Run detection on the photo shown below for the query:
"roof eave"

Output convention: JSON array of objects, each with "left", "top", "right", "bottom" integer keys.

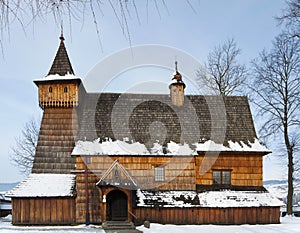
[
  {"left": 33, "top": 77, "right": 82, "bottom": 86},
  {"left": 196, "top": 150, "right": 272, "bottom": 156}
]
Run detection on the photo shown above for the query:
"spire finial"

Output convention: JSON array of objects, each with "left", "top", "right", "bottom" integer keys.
[
  {"left": 60, "top": 21, "right": 64, "bottom": 41},
  {"left": 175, "top": 61, "right": 178, "bottom": 73}
]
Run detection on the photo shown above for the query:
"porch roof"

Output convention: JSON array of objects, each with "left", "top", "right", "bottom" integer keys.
[
  {"left": 6, "top": 174, "right": 76, "bottom": 198},
  {"left": 136, "top": 190, "right": 284, "bottom": 208}
]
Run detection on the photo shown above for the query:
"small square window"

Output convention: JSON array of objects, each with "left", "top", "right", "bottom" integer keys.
[
  {"left": 155, "top": 167, "right": 164, "bottom": 182},
  {"left": 213, "top": 171, "right": 221, "bottom": 184}
]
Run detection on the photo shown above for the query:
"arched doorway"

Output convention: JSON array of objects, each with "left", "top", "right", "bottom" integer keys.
[{"left": 106, "top": 190, "right": 128, "bottom": 221}]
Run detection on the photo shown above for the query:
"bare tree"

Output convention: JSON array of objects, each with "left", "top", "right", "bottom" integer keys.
[
  {"left": 278, "top": 0, "right": 300, "bottom": 36},
  {"left": 251, "top": 32, "right": 300, "bottom": 215},
  {"left": 0, "top": 0, "right": 139, "bottom": 47},
  {"left": 196, "top": 38, "right": 247, "bottom": 96},
  {"left": 0, "top": 0, "right": 195, "bottom": 47},
  {"left": 10, "top": 118, "right": 40, "bottom": 175}
]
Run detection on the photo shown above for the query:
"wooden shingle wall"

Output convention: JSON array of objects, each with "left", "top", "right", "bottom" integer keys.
[
  {"left": 32, "top": 108, "right": 78, "bottom": 173},
  {"left": 76, "top": 156, "right": 196, "bottom": 191},
  {"left": 195, "top": 153, "right": 263, "bottom": 186}
]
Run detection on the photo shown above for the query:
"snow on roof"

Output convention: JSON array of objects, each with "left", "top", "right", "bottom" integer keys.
[
  {"left": 6, "top": 174, "right": 76, "bottom": 198},
  {"left": 136, "top": 190, "right": 284, "bottom": 208},
  {"left": 169, "top": 79, "right": 185, "bottom": 85},
  {"left": 0, "top": 193, "right": 11, "bottom": 202},
  {"left": 195, "top": 139, "right": 271, "bottom": 153},
  {"left": 137, "top": 190, "right": 200, "bottom": 207},
  {"left": 72, "top": 138, "right": 270, "bottom": 156},
  {"left": 34, "top": 73, "right": 81, "bottom": 82},
  {"left": 199, "top": 190, "right": 284, "bottom": 208},
  {"left": 72, "top": 138, "right": 150, "bottom": 156}
]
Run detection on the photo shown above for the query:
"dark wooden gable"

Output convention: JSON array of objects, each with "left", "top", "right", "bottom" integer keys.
[
  {"left": 48, "top": 36, "right": 74, "bottom": 76},
  {"left": 77, "top": 93, "right": 257, "bottom": 148},
  {"left": 96, "top": 160, "right": 137, "bottom": 188}
]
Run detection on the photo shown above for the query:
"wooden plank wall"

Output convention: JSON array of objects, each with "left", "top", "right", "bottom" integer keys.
[
  {"left": 12, "top": 197, "right": 75, "bottom": 225},
  {"left": 196, "top": 154, "right": 263, "bottom": 186},
  {"left": 38, "top": 83, "right": 79, "bottom": 108},
  {"left": 134, "top": 206, "right": 280, "bottom": 225}
]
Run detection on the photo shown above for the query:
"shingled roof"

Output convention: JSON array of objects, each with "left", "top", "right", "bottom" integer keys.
[
  {"left": 76, "top": 93, "right": 258, "bottom": 150},
  {"left": 48, "top": 35, "right": 74, "bottom": 76},
  {"left": 7, "top": 174, "right": 76, "bottom": 197}
]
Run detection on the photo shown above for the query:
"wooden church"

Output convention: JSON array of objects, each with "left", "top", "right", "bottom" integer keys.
[{"left": 8, "top": 36, "right": 283, "bottom": 226}]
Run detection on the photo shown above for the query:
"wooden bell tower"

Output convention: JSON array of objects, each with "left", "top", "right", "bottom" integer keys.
[
  {"left": 32, "top": 35, "right": 83, "bottom": 174},
  {"left": 34, "top": 35, "right": 81, "bottom": 109}
]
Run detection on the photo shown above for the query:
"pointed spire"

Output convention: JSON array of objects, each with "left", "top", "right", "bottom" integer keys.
[{"left": 48, "top": 35, "right": 74, "bottom": 76}]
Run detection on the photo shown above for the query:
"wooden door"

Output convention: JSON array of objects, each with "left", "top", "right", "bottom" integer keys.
[{"left": 106, "top": 190, "right": 128, "bottom": 221}]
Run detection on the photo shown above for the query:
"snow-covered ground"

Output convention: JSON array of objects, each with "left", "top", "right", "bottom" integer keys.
[
  {"left": 1, "top": 215, "right": 300, "bottom": 233},
  {"left": 138, "top": 217, "right": 300, "bottom": 233}
]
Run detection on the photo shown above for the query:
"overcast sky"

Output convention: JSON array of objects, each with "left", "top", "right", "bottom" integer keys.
[{"left": 0, "top": 0, "right": 287, "bottom": 182}]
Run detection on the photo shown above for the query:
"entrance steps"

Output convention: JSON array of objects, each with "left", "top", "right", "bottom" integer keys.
[{"left": 102, "top": 221, "right": 142, "bottom": 233}]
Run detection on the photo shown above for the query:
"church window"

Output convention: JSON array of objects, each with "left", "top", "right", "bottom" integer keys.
[
  {"left": 155, "top": 167, "right": 165, "bottom": 182},
  {"left": 213, "top": 170, "right": 231, "bottom": 185},
  {"left": 64, "top": 87, "right": 68, "bottom": 93},
  {"left": 49, "top": 87, "right": 52, "bottom": 93}
]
